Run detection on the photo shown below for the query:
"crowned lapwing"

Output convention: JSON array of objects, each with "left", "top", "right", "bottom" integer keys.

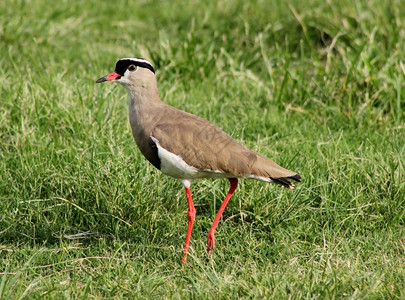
[{"left": 96, "top": 58, "right": 301, "bottom": 264}]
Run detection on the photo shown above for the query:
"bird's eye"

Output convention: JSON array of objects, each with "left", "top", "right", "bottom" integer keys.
[{"left": 128, "top": 64, "right": 137, "bottom": 72}]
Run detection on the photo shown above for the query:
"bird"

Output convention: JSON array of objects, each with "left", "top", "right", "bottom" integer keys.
[{"left": 96, "top": 57, "right": 301, "bottom": 264}]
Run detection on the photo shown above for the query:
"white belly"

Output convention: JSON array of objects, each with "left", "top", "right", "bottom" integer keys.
[
  {"left": 150, "top": 136, "right": 232, "bottom": 181},
  {"left": 150, "top": 136, "right": 272, "bottom": 185}
]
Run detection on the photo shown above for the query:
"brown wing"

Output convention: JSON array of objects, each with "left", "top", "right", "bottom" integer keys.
[{"left": 151, "top": 108, "right": 300, "bottom": 185}]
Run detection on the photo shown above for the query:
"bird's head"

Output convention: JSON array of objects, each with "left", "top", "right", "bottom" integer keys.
[{"left": 96, "top": 58, "right": 156, "bottom": 89}]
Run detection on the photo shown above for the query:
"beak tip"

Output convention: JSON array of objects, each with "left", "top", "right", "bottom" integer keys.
[{"left": 96, "top": 76, "right": 107, "bottom": 83}]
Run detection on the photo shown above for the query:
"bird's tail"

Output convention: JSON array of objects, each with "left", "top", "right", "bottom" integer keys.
[
  {"left": 270, "top": 173, "right": 301, "bottom": 189},
  {"left": 253, "top": 154, "right": 301, "bottom": 189}
]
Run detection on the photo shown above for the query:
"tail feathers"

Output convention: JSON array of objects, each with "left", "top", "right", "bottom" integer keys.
[{"left": 271, "top": 173, "right": 301, "bottom": 189}]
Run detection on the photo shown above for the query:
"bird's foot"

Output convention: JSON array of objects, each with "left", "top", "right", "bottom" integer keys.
[
  {"left": 207, "top": 231, "right": 215, "bottom": 255},
  {"left": 181, "top": 253, "right": 188, "bottom": 265}
]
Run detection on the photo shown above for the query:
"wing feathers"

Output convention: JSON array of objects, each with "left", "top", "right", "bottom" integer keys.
[{"left": 151, "top": 108, "right": 300, "bottom": 186}]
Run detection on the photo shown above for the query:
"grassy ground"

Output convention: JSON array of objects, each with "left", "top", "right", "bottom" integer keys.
[{"left": 1, "top": 0, "right": 404, "bottom": 298}]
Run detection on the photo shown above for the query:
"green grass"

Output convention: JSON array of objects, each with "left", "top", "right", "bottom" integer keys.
[{"left": 1, "top": 0, "right": 404, "bottom": 298}]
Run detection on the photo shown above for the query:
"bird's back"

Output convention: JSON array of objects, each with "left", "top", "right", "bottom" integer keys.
[{"left": 147, "top": 106, "right": 300, "bottom": 187}]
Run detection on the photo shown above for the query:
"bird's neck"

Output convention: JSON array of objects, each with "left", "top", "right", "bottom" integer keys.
[
  {"left": 127, "top": 84, "right": 165, "bottom": 138},
  {"left": 126, "top": 82, "right": 160, "bottom": 102},
  {"left": 127, "top": 83, "right": 162, "bottom": 112}
]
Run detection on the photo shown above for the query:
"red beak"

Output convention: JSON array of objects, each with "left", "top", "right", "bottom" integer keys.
[{"left": 96, "top": 71, "right": 121, "bottom": 83}]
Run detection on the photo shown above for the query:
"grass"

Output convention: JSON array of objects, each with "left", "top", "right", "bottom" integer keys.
[{"left": 1, "top": 0, "right": 404, "bottom": 298}]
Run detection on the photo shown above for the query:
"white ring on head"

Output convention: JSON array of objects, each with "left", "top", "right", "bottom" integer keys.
[{"left": 120, "top": 58, "right": 153, "bottom": 67}]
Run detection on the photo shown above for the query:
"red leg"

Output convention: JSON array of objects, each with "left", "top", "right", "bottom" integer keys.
[
  {"left": 182, "top": 187, "right": 196, "bottom": 264},
  {"left": 207, "top": 178, "right": 238, "bottom": 255}
]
